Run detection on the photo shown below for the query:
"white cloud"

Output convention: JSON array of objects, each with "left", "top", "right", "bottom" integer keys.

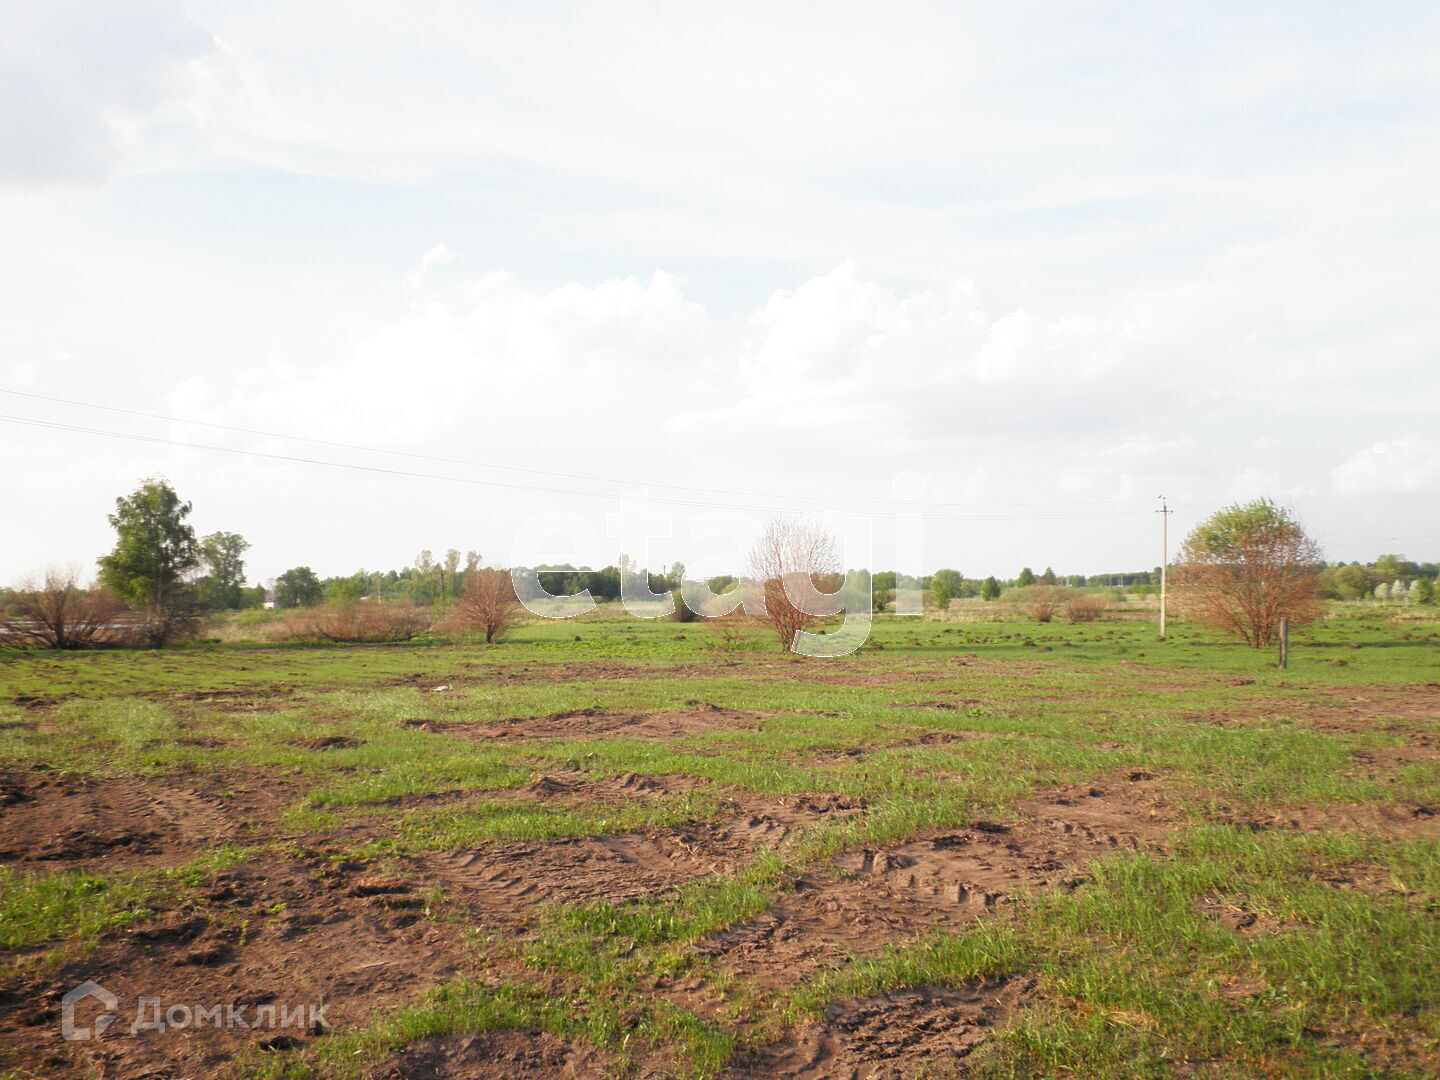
[
  {"left": 2, "top": 5, "right": 1439, "bottom": 577},
  {"left": 172, "top": 268, "right": 711, "bottom": 447},
  {"left": 0, "top": 1, "right": 213, "bottom": 186},
  {"left": 1096, "top": 435, "right": 1196, "bottom": 460},
  {"left": 1332, "top": 435, "right": 1440, "bottom": 494},
  {"left": 405, "top": 243, "right": 454, "bottom": 295},
  {"left": 1226, "top": 467, "right": 1282, "bottom": 503}
]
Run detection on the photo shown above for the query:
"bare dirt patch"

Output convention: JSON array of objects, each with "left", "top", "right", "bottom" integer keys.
[
  {"left": 350, "top": 771, "right": 705, "bottom": 817},
  {"left": 0, "top": 769, "right": 278, "bottom": 869},
  {"left": 1228, "top": 801, "right": 1440, "bottom": 841},
  {"left": 427, "top": 794, "right": 865, "bottom": 920},
  {"left": 366, "top": 1030, "right": 616, "bottom": 1079},
  {"left": 0, "top": 856, "right": 467, "bottom": 1080},
  {"left": 692, "top": 786, "right": 1169, "bottom": 991},
  {"left": 1013, "top": 780, "right": 1174, "bottom": 848},
  {"left": 725, "top": 978, "right": 1030, "bottom": 1080},
  {"left": 1189, "top": 684, "right": 1440, "bottom": 738}
]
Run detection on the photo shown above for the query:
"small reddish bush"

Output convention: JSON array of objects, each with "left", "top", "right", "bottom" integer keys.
[
  {"left": 1, "top": 568, "right": 126, "bottom": 649},
  {"left": 442, "top": 569, "right": 521, "bottom": 643},
  {"left": 273, "top": 602, "right": 431, "bottom": 644},
  {"left": 1065, "top": 593, "right": 1107, "bottom": 623}
]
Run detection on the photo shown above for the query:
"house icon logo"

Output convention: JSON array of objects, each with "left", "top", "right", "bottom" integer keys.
[{"left": 61, "top": 980, "right": 119, "bottom": 1041}]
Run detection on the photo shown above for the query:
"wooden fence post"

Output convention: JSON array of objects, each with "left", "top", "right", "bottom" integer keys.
[{"left": 1278, "top": 617, "right": 1289, "bottom": 670}]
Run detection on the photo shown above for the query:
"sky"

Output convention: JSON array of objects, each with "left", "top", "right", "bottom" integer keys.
[{"left": 1, "top": 1, "right": 1438, "bottom": 585}]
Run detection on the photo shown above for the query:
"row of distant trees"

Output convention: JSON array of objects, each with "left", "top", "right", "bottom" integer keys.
[{"left": 3, "top": 479, "right": 1431, "bottom": 652}]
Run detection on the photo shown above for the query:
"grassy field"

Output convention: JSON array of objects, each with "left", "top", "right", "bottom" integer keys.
[{"left": 1, "top": 609, "right": 1438, "bottom": 1078}]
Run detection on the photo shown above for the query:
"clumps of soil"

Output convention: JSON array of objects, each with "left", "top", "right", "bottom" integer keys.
[
  {"left": 294, "top": 735, "right": 363, "bottom": 751},
  {"left": 425, "top": 706, "right": 765, "bottom": 742},
  {"left": 691, "top": 826, "right": 1065, "bottom": 987},
  {"left": 727, "top": 979, "right": 1030, "bottom": 1079},
  {"left": 429, "top": 795, "right": 865, "bottom": 919},
  {"left": 1, "top": 857, "right": 466, "bottom": 1080},
  {"left": 521, "top": 770, "right": 698, "bottom": 803},
  {"left": 172, "top": 686, "right": 299, "bottom": 712},
  {"left": 1197, "top": 896, "right": 1283, "bottom": 935},
  {"left": 890, "top": 699, "right": 987, "bottom": 711},
  {"left": 692, "top": 787, "right": 1169, "bottom": 989},
  {"left": 1014, "top": 781, "right": 1173, "bottom": 848},
  {"left": 434, "top": 832, "right": 736, "bottom": 911},
  {"left": 9, "top": 694, "right": 58, "bottom": 710},
  {"left": 366, "top": 1031, "right": 615, "bottom": 1079},
  {"left": 1226, "top": 802, "right": 1440, "bottom": 841}
]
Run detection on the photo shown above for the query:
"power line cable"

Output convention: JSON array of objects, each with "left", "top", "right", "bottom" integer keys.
[
  {"left": 0, "top": 386, "right": 1155, "bottom": 511},
  {"left": 0, "top": 413, "right": 1153, "bottom": 524}
]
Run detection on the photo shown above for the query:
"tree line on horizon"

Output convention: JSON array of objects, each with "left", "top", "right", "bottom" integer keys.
[{"left": 1, "top": 479, "right": 1435, "bottom": 650}]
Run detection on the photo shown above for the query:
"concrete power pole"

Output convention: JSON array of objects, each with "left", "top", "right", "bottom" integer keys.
[{"left": 1158, "top": 496, "right": 1172, "bottom": 639}]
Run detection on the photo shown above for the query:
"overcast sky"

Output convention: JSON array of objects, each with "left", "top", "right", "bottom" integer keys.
[{"left": 2, "top": 1, "right": 1438, "bottom": 584}]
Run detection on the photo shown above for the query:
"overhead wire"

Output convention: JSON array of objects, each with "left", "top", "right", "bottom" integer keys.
[
  {"left": 0, "top": 387, "right": 1155, "bottom": 512},
  {"left": 0, "top": 412, "right": 1153, "bottom": 524}
]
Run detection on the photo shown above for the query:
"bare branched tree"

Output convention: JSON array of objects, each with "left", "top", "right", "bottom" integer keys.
[
  {"left": 1, "top": 567, "right": 125, "bottom": 649},
  {"left": 1174, "top": 499, "right": 1323, "bottom": 647},
  {"left": 747, "top": 519, "right": 842, "bottom": 650},
  {"left": 447, "top": 568, "right": 522, "bottom": 643}
]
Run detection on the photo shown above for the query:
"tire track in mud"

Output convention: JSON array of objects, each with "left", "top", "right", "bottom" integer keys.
[
  {"left": 725, "top": 979, "right": 1032, "bottom": 1080},
  {"left": 437, "top": 832, "right": 727, "bottom": 907},
  {"left": 428, "top": 794, "right": 865, "bottom": 916},
  {"left": 692, "top": 784, "right": 1170, "bottom": 990},
  {"left": 0, "top": 773, "right": 248, "bottom": 865}
]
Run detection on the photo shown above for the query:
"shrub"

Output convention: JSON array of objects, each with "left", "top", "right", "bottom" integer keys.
[
  {"left": 1065, "top": 592, "right": 1107, "bottom": 623},
  {"left": 706, "top": 608, "right": 762, "bottom": 651},
  {"left": 1019, "top": 585, "right": 1068, "bottom": 623},
  {"left": 273, "top": 601, "right": 431, "bottom": 644},
  {"left": 0, "top": 567, "right": 125, "bottom": 649},
  {"left": 670, "top": 588, "right": 702, "bottom": 623},
  {"left": 748, "top": 519, "right": 842, "bottom": 650},
  {"left": 442, "top": 569, "right": 521, "bottom": 643}
]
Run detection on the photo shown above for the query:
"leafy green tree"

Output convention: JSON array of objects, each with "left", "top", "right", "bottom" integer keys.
[
  {"left": 238, "top": 585, "right": 268, "bottom": 608},
  {"left": 1331, "top": 563, "right": 1375, "bottom": 600},
  {"left": 442, "top": 549, "right": 463, "bottom": 598},
  {"left": 586, "top": 566, "right": 622, "bottom": 600},
  {"left": 1374, "top": 554, "right": 1418, "bottom": 582},
  {"left": 325, "top": 573, "right": 366, "bottom": 603},
  {"left": 1016, "top": 567, "right": 1036, "bottom": 587},
  {"left": 97, "top": 479, "right": 201, "bottom": 646},
  {"left": 931, "top": 568, "right": 963, "bottom": 610},
  {"left": 981, "top": 576, "right": 1001, "bottom": 601},
  {"left": 872, "top": 570, "right": 897, "bottom": 611},
  {"left": 1413, "top": 578, "right": 1436, "bottom": 605},
  {"left": 274, "top": 566, "right": 324, "bottom": 609},
  {"left": 199, "top": 531, "right": 250, "bottom": 610},
  {"left": 1040, "top": 566, "right": 1057, "bottom": 586}
]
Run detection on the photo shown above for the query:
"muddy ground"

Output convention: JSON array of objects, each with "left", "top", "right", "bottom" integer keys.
[{"left": 2, "top": 683, "right": 1437, "bottom": 1079}]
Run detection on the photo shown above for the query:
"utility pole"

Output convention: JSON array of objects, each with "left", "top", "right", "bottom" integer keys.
[{"left": 1158, "top": 496, "right": 1171, "bottom": 639}]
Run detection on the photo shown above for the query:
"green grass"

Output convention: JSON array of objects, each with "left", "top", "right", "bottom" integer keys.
[
  {"left": 0, "top": 868, "right": 155, "bottom": 950},
  {"left": 2, "top": 606, "right": 1438, "bottom": 1078}
]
